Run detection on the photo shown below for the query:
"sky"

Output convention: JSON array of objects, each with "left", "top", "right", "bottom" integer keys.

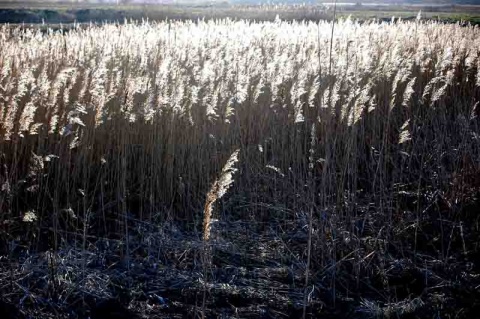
[{"left": 10, "top": 0, "right": 480, "bottom": 4}]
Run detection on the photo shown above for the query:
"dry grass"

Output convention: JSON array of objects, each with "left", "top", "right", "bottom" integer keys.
[{"left": 0, "top": 18, "right": 479, "bottom": 318}]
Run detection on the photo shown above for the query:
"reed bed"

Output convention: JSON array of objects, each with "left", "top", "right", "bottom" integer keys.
[{"left": 0, "top": 18, "right": 479, "bottom": 317}]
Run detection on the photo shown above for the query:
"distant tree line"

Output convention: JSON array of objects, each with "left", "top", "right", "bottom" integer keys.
[{"left": 65, "top": 0, "right": 139, "bottom": 4}]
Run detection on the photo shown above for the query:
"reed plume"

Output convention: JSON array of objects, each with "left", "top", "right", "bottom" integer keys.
[{"left": 202, "top": 149, "right": 240, "bottom": 242}]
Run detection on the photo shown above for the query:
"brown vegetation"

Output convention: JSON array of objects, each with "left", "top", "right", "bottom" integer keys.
[{"left": 0, "top": 18, "right": 479, "bottom": 318}]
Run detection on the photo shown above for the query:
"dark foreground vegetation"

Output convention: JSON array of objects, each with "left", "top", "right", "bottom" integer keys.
[
  {"left": 0, "top": 10, "right": 479, "bottom": 319},
  {"left": 2, "top": 209, "right": 480, "bottom": 318}
]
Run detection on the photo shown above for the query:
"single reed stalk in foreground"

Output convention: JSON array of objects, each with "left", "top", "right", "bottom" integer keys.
[
  {"left": 303, "top": 123, "right": 317, "bottom": 319},
  {"left": 201, "top": 148, "right": 240, "bottom": 318},
  {"left": 202, "top": 149, "right": 240, "bottom": 242}
]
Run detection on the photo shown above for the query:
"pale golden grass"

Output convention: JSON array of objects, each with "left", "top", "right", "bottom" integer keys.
[{"left": 0, "top": 20, "right": 478, "bottom": 289}]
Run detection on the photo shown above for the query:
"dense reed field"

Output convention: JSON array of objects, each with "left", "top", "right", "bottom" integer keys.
[{"left": 0, "top": 18, "right": 479, "bottom": 318}]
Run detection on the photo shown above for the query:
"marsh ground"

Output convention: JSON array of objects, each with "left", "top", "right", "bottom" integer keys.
[{"left": 0, "top": 1, "right": 479, "bottom": 24}]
